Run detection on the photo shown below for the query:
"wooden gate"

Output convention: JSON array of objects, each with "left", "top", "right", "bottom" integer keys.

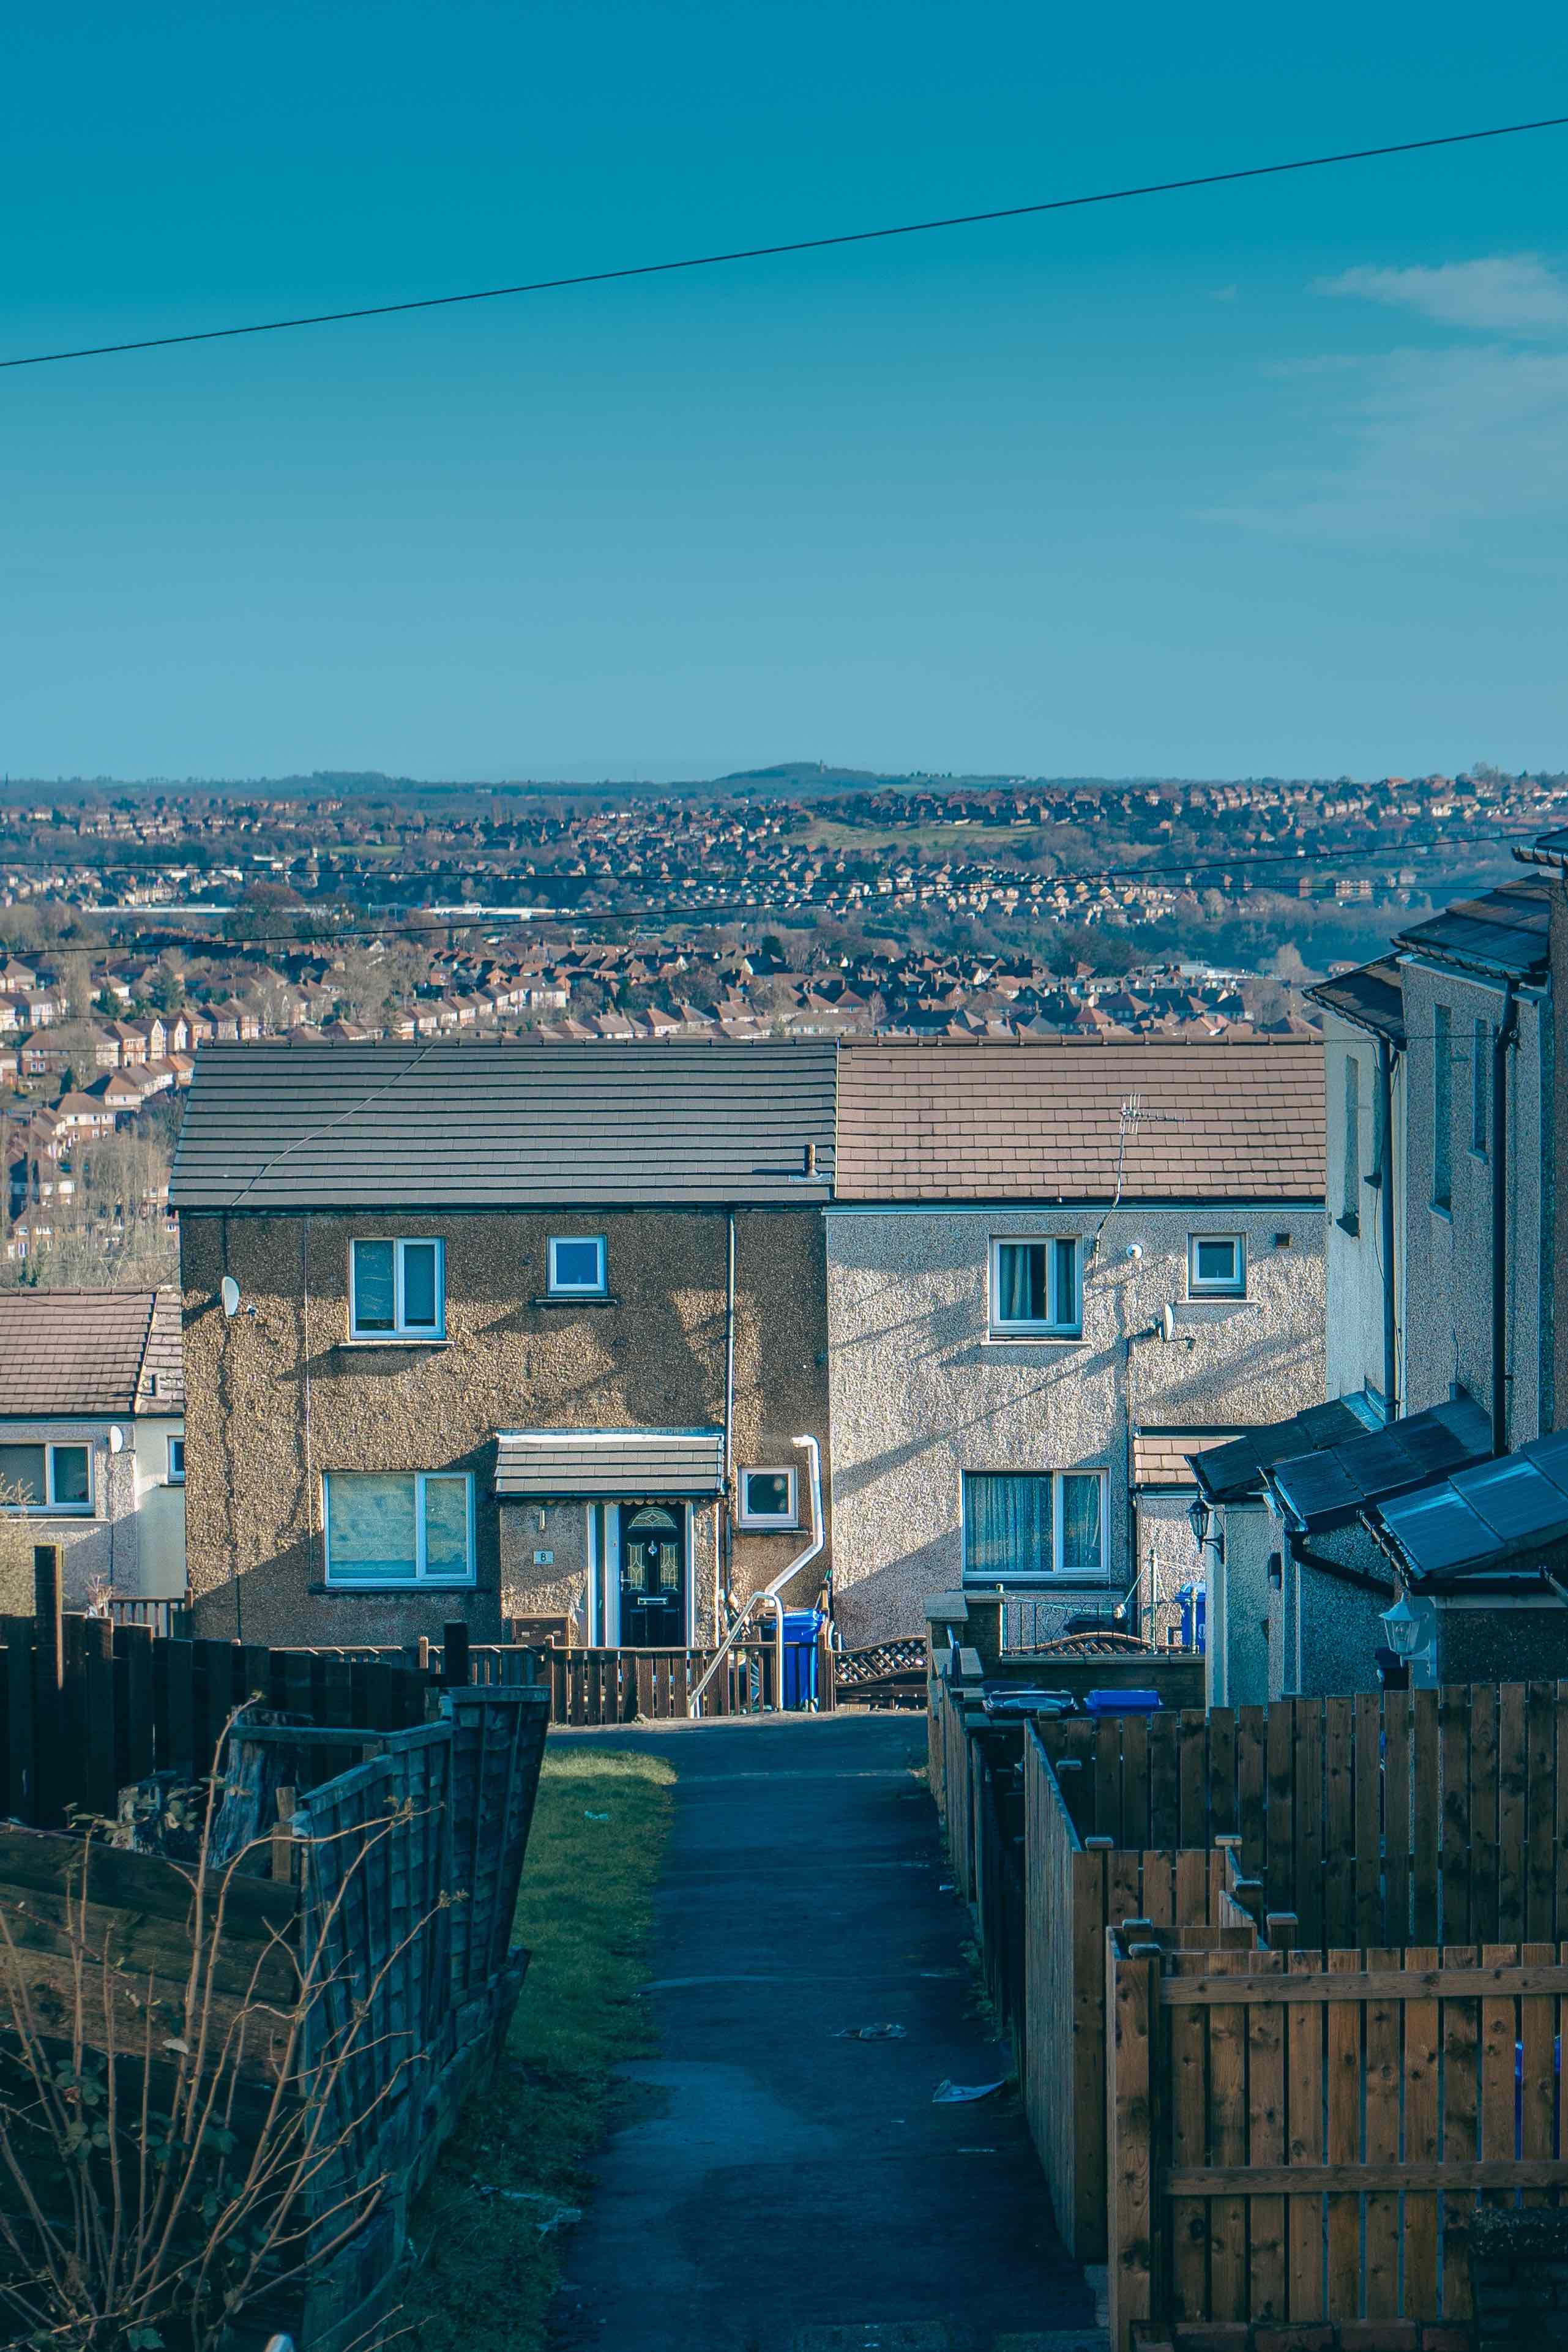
[{"left": 1107, "top": 1933, "right": 1568, "bottom": 2352}]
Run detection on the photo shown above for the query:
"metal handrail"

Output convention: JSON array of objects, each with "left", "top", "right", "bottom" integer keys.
[{"left": 688, "top": 1436, "right": 822, "bottom": 1716}]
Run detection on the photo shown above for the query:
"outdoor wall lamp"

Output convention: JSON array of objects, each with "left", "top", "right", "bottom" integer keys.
[{"left": 1379, "top": 1592, "right": 1428, "bottom": 1660}]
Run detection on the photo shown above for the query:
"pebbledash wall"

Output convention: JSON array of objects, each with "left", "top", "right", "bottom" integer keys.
[
  {"left": 824, "top": 1203, "right": 1325, "bottom": 1647},
  {"left": 179, "top": 1208, "right": 829, "bottom": 1647}
]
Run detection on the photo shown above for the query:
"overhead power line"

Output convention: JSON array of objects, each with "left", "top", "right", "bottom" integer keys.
[{"left": 3, "top": 113, "right": 1566, "bottom": 371}]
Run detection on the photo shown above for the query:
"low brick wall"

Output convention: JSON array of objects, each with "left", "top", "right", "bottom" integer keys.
[{"left": 1469, "top": 2206, "right": 1568, "bottom": 2349}]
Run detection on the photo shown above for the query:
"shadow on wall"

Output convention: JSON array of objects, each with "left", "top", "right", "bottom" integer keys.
[
  {"left": 832, "top": 1538, "right": 959, "bottom": 1648},
  {"left": 188, "top": 1534, "right": 507, "bottom": 1649}
]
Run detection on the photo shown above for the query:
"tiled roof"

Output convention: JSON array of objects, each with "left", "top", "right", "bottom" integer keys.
[
  {"left": 494, "top": 1428, "right": 725, "bottom": 1499},
  {"left": 171, "top": 1041, "right": 837, "bottom": 1209},
  {"left": 832, "top": 1039, "right": 1324, "bottom": 1202},
  {"left": 1133, "top": 1429, "right": 1250, "bottom": 1490},
  {"left": 1394, "top": 877, "right": 1549, "bottom": 981},
  {"left": 0, "top": 1288, "right": 183, "bottom": 1417},
  {"left": 1307, "top": 960, "right": 1406, "bottom": 1047}
]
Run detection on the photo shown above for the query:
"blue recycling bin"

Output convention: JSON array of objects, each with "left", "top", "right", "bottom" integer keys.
[
  {"left": 781, "top": 1609, "right": 825, "bottom": 1709},
  {"left": 1083, "top": 1687, "right": 1162, "bottom": 1717},
  {"left": 1175, "top": 1582, "right": 1208, "bottom": 1653}
]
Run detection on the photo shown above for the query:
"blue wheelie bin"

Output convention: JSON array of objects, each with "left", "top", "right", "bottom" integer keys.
[{"left": 781, "top": 1609, "right": 826, "bottom": 1709}]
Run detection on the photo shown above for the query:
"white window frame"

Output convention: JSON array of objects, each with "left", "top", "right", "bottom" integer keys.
[
  {"left": 1188, "top": 1234, "right": 1246, "bottom": 1298},
  {"left": 737, "top": 1466, "right": 798, "bottom": 1530},
  {"left": 349, "top": 1236, "right": 446, "bottom": 1340},
  {"left": 548, "top": 1235, "right": 608, "bottom": 1297},
  {"left": 988, "top": 1236, "right": 1082, "bottom": 1337},
  {"left": 167, "top": 1435, "right": 185, "bottom": 1484},
  {"left": 960, "top": 1467, "right": 1108, "bottom": 1584},
  {"left": 0, "top": 1441, "right": 94, "bottom": 1517},
  {"left": 323, "top": 1469, "right": 476, "bottom": 1588}
]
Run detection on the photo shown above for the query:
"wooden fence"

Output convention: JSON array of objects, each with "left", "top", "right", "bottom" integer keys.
[
  {"left": 1042, "top": 1676, "right": 1568, "bottom": 1951},
  {"left": 0, "top": 1683, "right": 550, "bottom": 2352},
  {"left": 1107, "top": 1932, "right": 1568, "bottom": 2352}
]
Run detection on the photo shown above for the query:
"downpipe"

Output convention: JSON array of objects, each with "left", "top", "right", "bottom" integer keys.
[
  {"left": 1493, "top": 982, "right": 1519, "bottom": 1456},
  {"left": 688, "top": 1435, "right": 824, "bottom": 1717}
]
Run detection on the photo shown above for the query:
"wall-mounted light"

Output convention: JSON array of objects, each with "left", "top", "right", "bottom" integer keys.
[{"left": 1379, "top": 1592, "right": 1434, "bottom": 1662}]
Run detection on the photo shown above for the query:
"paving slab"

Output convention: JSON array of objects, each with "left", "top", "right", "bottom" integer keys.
[{"left": 549, "top": 1711, "right": 1096, "bottom": 2352}]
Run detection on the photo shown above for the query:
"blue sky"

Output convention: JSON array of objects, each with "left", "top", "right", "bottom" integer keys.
[{"left": 4, "top": 0, "right": 1567, "bottom": 781}]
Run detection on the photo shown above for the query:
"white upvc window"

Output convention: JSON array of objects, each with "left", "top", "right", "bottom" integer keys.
[
  {"left": 0, "top": 1441, "right": 93, "bottom": 1515},
  {"left": 1188, "top": 1234, "right": 1245, "bottom": 1297},
  {"left": 990, "top": 1237, "right": 1081, "bottom": 1336},
  {"left": 349, "top": 1238, "right": 445, "bottom": 1339},
  {"left": 323, "top": 1470, "right": 476, "bottom": 1586},
  {"left": 548, "top": 1236, "right": 607, "bottom": 1296},
  {"left": 961, "top": 1469, "right": 1107, "bottom": 1583},
  {"left": 167, "top": 1435, "right": 185, "bottom": 1483},
  {"left": 737, "top": 1466, "right": 798, "bottom": 1530}
]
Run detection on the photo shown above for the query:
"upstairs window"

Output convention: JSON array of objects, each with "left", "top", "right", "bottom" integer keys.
[
  {"left": 548, "top": 1236, "right": 608, "bottom": 1296},
  {"left": 990, "top": 1238, "right": 1081, "bottom": 1336},
  {"left": 324, "top": 1470, "right": 474, "bottom": 1585},
  {"left": 1189, "top": 1234, "right": 1245, "bottom": 1297},
  {"left": 0, "top": 1442, "right": 92, "bottom": 1515},
  {"left": 1340, "top": 1056, "right": 1361, "bottom": 1233},
  {"left": 168, "top": 1435, "right": 185, "bottom": 1483},
  {"left": 350, "top": 1238, "right": 444, "bottom": 1339},
  {"left": 1471, "top": 1017, "right": 1490, "bottom": 1157},
  {"left": 1433, "top": 1003, "right": 1452, "bottom": 1209}
]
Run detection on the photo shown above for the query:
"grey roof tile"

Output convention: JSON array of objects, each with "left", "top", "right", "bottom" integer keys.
[{"left": 0, "top": 1288, "right": 183, "bottom": 1417}]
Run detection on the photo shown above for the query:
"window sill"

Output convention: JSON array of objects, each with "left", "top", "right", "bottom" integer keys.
[
  {"left": 532, "top": 1294, "right": 620, "bottom": 1309},
  {"left": 737, "top": 1521, "right": 801, "bottom": 1536},
  {"left": 309, "top": 1581, "right": 477, "bottom": 1596},
  {"left": 337, "top": 1337, "right": 453, "bottom": 1351},
  {"left": 985, "top": 1330, "right": 1083, "bottom": 1347},
  {"left": 1430, "top": 1202, "right": 1453, "bottom": 1223}
]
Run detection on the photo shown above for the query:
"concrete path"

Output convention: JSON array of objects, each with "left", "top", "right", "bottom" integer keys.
[{"left": 549, "top": 1711, "right": 1101, "bottom": 2352}]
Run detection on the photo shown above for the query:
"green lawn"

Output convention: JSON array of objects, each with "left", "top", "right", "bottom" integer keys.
[{"left": 401, "top": 1743, "right": 677, "bottom": 2350}]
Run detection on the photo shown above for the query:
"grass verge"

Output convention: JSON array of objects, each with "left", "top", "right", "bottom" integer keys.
[{"left": 401, "top": 1742, "right": 678, "bottom": 2351}]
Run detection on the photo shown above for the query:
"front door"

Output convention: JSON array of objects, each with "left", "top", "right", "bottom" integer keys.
[{"left": 618, "top": 1503, "right": 687, "bottom": 1647}]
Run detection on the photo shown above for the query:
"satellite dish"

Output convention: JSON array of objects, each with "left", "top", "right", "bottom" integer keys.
[
  {"left": 220, "top": 1276, "right": 241, "bottom": 1318},
  {"left": 108, "top": 1425, "right": 125, "bottom": 1455},
  {"left": 1160, "top": 1302, "right": 1176, "bottom": 1344}
]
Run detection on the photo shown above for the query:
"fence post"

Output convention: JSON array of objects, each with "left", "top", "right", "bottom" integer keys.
[
  {"left": 1107, "top": 1930, "right": 1159, "bottom": 2352},
  {"left": 442, "top": 1619, "right": 470, "bottom": 1689}
]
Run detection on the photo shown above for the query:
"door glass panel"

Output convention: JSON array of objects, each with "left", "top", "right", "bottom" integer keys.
[
  {"left": 422, "top": 1477, "right": 471, "bottom": 1580},
  {"left": 0, "top": 1446, "right": 46, "bottom": 1506},
  {"left": 51, "top": 1447, "right": 90, "bottom": 1507},
  {"left": 402, "top": 1242, "right": 439, "bottom": 1331},
  {"left": 353, "top": 1240, "right": 395, "bottom": 1331},
  {"left": 327, "top": 1473, "right": 417, "bottom": 1581}
]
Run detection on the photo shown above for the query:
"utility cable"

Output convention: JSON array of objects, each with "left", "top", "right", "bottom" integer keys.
[{"left": 3, "top": 113, "right": 1566, "bottom": 370}]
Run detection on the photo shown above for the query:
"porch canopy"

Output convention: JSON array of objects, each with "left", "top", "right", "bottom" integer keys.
[{"left": 495, "top": 1428, "right": 725, "bottom": 1501}]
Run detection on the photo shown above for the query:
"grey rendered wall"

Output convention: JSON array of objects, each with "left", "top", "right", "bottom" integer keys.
[
  {"left": 824, "top": 1202, "right": 1324, "bottom": 1645},
  {"left": 1321, "top": 1011, "right": 1403, "bottom": 1411},
  {"left": 1400, "top": 960, "right": 1548, "bottom": 1446}
]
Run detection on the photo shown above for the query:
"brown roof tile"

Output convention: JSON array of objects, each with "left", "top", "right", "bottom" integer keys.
[
  {"left": 0, "top": 1288, "right": 183, "bottom": 1417},
  {"left": 833, "top": 1039, "right": 1324, "bottom": 1201}
]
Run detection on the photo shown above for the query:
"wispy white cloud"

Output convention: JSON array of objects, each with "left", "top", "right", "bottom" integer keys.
[
  {"left": 1209, "top": 345, "right": 1568, "bottom": 540},
  {"left": 1316, "top": 255, "right": 1568, "bottom": 337}
]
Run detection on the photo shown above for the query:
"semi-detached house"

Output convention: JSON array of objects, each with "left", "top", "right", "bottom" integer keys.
[{"left": 168, "top": 1035, "right": 1329, "bottom": 1652}]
